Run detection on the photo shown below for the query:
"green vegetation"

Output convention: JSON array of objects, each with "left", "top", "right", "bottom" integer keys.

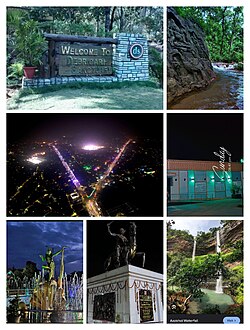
[
  {"left": 7, "top": 6, "right": 163, "bottom": 87},
  {"left": 167, "top": 228, "right": 193, "bottom": 242},
  {"left": 175, "top": 7, "right": 243, "bottom": 64},
  {"left": 167, "top": 222, "right": 243, "bottom": 316}
]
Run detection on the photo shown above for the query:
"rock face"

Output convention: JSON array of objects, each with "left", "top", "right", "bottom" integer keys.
[
  {"left": 167, "top": 7, "right": 215, "bottom": 107},
  {"left": 167, "top": 221, "right": 243, "bottom": 257}
]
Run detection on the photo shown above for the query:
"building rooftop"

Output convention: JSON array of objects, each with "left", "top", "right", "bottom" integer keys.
[{"left": 167, "top": 159, "right": 243, "bottom": 171}]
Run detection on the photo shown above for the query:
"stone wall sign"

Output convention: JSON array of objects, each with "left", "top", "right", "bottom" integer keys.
[
  {"left": 129, "top": 43, "right": 144, "bottom": 59},
  {"left": 57, "top": 42, "right": 113, "bottom": 76}
]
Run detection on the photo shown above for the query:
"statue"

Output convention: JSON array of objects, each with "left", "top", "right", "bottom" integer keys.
[
  {"left": 31, "top": 246, "right": 68, "bottom": 317},
  {"left": 106, "top": 221, "right": 129, "bottom": 269},
  {"left": 39, "top": 246, "right": 67, "bottom": 281},
  {"left": 104, "top": 221, "right": 145, "bottom": 271}
]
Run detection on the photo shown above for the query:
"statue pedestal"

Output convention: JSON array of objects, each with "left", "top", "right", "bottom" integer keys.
[{"left": 87, "top": 265, "right": 163, "bottom": 324}]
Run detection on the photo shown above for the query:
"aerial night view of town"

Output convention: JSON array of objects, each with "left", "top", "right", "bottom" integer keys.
[{"left": 7, "top": 113, "right": 163, "bottom": 217}]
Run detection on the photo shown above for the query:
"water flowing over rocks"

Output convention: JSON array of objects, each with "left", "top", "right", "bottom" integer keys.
[{"left": 167, "top": 7, "right": 215, "bottom": 107}]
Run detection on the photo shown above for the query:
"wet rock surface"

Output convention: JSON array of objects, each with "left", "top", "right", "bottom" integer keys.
[{"left": 167, "top": 7, "right": 215, "bottom": 107}]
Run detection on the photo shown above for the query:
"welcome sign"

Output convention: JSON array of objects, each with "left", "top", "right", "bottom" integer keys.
[{"left": 57, "top": 42, "right": 113, "bottom": 76}]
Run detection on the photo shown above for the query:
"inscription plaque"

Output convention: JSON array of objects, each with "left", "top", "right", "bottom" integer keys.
[
  {"left": 93, "top": 292, "right": 116, "bottom": 322},
  {"left": 139, "top": 289, "right": 154, "bottom": 323},
  {"left": 57, "top": 42, "right": 113, "bottom": 76}
]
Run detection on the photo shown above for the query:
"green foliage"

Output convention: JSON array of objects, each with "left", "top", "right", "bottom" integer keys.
[
  {"left": 201, "top": 305, "right": 221, "bottom": 314},
  {"left": 176, "top": 7, "right": 243, "bottom": 64},
  {"left": 226, "top": 265, "right": 243, "bottom": 305},
  {"left": 14, "top": 19, "right": 46, "bottom": 66},
  {"left": 7, "top": 62, "right": 24, "bottom": 85},
  {"left": 167, "top": 253, "right": 186, "bottom": 279},
  {"left": 148, "top": 47, "right": 163, "bottom": 87},
  {"left": 167, "top": 228, "right": 193, "bottom": 242},
  {"left": 168, "top": 254, "right": 228, "bottom": 298},
  {"left": 225, "top": 240, "right": 243, "bottom": 262}
]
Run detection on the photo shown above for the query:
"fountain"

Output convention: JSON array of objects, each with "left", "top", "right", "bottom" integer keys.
[
  {"left": 7, "top": 247, "right": 83, "bottom": 323},
  {"left": 215, "top": 230, "right": 223, "bottom": 294},
  {"left": 192, "top": 237, "right": 196, "bottom": 261}
]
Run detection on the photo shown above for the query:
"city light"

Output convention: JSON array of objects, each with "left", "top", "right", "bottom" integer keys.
[
  {"left": 82, "top": 144, "right": 104, "bottom": 151},
  {"left": 27, "top": 156, "right": 44, "bottom": 164}
]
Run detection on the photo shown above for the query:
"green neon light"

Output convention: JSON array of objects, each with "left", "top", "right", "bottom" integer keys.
[{"left": 83, "top": 165, "right": 92, "bottom": 171}]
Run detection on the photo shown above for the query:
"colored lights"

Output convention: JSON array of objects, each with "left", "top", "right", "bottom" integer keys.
[
  {"left": 190, "top": 177, "right": 195, "bottom": 182},
  {"left": 83, "top": 165, "right": 92, "bottom": 171}
]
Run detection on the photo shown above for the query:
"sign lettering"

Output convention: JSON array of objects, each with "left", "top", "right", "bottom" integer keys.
[{"left": 57, "top": 42, "right": 113, "bottom": 76}]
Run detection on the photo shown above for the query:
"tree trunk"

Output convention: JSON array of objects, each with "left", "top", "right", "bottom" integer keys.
[
  {"left": 104, "top": 7, "right": 111, "bottom": 36},
  {"left": 219, "top": 7, "right": 227, "bottom": 57},
  {"left": 119, "top": 7, "right": 124, "bottom": 32},
  {"left": 110, "top": 7, "right": 117, "bottom": 32}
]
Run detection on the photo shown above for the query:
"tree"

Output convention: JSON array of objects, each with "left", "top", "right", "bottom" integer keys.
[
  {"left": 168, "top": 254, "right": 228, "bottom": 303},
  {"left": 175, "top": 6, "right": 243, "bottom": 63}
]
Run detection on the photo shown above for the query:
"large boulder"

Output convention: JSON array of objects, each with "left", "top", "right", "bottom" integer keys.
[{"left": 167, "top": 7, "right": 215, "bottom": 107}]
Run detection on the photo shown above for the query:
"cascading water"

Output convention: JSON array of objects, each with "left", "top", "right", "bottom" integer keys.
[
  {"left": 215, "top": 229, "right": 223, "bottom": 294},
  {"left": 192, "top": 237, "right": 197, "bottom": 261}
]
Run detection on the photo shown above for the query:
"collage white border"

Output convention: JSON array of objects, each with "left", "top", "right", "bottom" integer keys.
[{"left": 2, "top": 0, "right": 249, "bottom": 328}]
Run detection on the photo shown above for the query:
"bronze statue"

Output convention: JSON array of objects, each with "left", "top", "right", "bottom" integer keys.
[
  {"left": 107, "top": 221, "right": 129, "bottom": 268},
  {"left": 104, "top": 221, "right": 145, "bottom": 271}
]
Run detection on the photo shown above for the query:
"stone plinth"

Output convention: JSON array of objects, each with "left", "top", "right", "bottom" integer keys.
[{"left": 87, "top": 265, "right": 163, "bottom": 324}]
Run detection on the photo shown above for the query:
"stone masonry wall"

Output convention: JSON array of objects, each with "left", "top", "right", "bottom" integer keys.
[{"left": 114, "top": 33, "right": 149, "bottom": 81}]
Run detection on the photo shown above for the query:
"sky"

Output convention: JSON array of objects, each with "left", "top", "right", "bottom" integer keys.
[
  {"left": 167, "top": 113, "right": 243, "bottom": 161},
  {"left": 87, "top": 220, "right": 163, "bottom": 277},
  {"left": 7, "top": 221, "right": 83, "bottom": 275},
  {"left": 170, "top": 219, "right": 221, "bottom": 236},
  {"left": 7, "top": 113, "right": 163, "bottom": 143}
]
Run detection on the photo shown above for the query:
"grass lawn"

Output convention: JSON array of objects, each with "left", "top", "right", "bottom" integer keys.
[{"left": 7, "top": 81, "right": 163, "bottom": 110}]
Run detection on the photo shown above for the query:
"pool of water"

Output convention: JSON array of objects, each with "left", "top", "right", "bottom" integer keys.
[{"left": 189, "top": 288, "right": 234, "bottom": 314}]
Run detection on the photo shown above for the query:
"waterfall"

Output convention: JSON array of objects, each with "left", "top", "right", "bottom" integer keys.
[
  {"left": 215, "top": 229, "right": 223, "bottom": 294},
  {"left": 192, "top": 237, "right": 196, "bottom": 261}
]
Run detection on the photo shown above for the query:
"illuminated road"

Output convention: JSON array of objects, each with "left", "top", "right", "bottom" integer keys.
[
  {"left": 52, "top": 139, "right": 132, "bottom": 217},
  {"left": 96, "top": 139, "right": 132, "bottom": 191}
]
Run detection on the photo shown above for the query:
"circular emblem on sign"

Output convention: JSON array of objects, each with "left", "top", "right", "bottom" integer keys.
[{"left": 129, "top": 43, "right": 144, "bottom": 60}]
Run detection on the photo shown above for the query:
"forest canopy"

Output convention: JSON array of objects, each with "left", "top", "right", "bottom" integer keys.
[
  {"left": 175, "top": 6, "right": 243, "bottom": 63},
  {"left": 7, "top": 6, "right": 163, "bottom": 41}
]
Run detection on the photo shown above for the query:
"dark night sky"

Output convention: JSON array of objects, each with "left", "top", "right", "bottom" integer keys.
[
  {"left": 7, "top": 113, "right": 163, "bottom": 143},
  {"left": 7, "top": 221, "right": 83, "bottom": 275},
  {"left": 87, "top": 220, "right": 163, "bottom": 278},
  {"left": 167, "top": 113, "right": 243, "bottom": 161}
]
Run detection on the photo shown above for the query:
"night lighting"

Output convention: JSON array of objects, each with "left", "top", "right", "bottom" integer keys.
[
  {"left": 27, "top": 156, "right": 44, "bottom": 164},
  {"left": 82, "top": 145, "right": 104, "bottom": 151}
]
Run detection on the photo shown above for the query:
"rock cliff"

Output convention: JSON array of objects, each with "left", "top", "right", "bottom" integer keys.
[
  {"left": 167, "top": 7, "right": 215, "bottom": 107},
  {"left": 167, "top": 220, "right": 243, "bottom": 257}
]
